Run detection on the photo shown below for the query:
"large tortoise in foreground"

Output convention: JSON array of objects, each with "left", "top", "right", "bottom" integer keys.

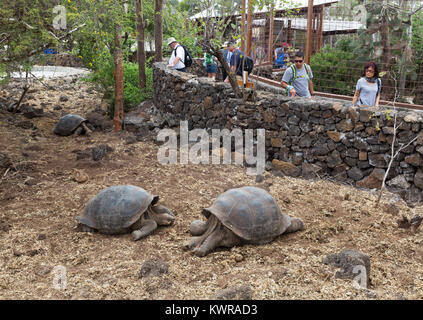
[
  {"left": 53, "top": 114, "right": 93, "bottom": 136},
  {"left": 77, "top": 185, "right": 175, "bottom": 240},
  {"left": 187, "top": 186, "right": 304, "bottom": 256}
]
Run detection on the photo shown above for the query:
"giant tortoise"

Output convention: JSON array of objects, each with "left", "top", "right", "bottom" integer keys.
[
  {"left": 53, "top": 114, "right": 93, "bottom": 136},
  {"left": 186, "top": 186, "right": 304, "bottom": 256},
  {"left": 76, "top": 185, "right": 175, "bottom": 240}
]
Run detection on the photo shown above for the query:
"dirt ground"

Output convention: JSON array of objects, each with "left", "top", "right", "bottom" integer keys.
[{"left": 0, "top": 77, "right": 422, "bottom": 300}]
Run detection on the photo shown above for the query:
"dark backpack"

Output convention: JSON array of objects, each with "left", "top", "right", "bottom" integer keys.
[
  {"left": 174, "top": 44, "right": 193, "bottom": 68},
  {"left": 243, "top": 55, "right": 254, "bottom": 74}
]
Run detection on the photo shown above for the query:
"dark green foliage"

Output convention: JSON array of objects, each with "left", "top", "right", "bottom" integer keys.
[
  {"left": 310, "top": 38, "right": 362, "bottom": 96},
  {"left": 84, "top": 52, "right": 153, "bottom": 117}
]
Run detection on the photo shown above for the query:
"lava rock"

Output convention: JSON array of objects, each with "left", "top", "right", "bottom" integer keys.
[
  {"left": 323, "top": 249, "right": 371, "bottom": 287},
  {"left": 139, "top": 258, "right": 169, "bottom": 278},
  {"left": 92, "top": 144, "right": 114, "bottom": 161}
]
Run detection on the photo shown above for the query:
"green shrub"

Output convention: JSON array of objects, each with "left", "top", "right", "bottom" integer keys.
[
  {"left": 83, "top": 51, "right": 153, "bottom": 117},
  {"left": 310, "top": 38, "right": 362, "bottom": 96}
]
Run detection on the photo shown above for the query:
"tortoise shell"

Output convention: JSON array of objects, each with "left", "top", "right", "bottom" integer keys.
[
  {"left": 77, "top": 185, "right": 158, "bottom": 234},
  {"left": 53, "top": 114, "right": 86, "bottom": 136},
  {"left": 202, "top": 186, "right": 291, "bottom": 241}
]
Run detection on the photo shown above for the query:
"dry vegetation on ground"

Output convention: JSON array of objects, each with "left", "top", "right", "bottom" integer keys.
[{"left": 0, "top": 79, "right": 422, "bottom": 300}]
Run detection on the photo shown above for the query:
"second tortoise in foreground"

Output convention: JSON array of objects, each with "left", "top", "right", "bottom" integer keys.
[
  {"left": 187, "top": 186, "right": 305, "bottom": 257},
  {"left": 76, "top": 185, "right": 175, "bottom": 240}
]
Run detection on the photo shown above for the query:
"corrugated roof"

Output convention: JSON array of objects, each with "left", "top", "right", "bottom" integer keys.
[{"left": 189, "top": 0, "right": 339, "bottom": 20}]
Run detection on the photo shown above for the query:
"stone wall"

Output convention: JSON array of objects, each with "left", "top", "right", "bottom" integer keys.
[
  {"left": 153, "top": 62, "right": 423, "bottom": 202},
  {"left": 41, "top": 53, "right": 85, "bottom": 68}
]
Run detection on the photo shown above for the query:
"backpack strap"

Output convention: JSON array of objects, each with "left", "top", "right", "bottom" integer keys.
[
  {"left": 173, "top": 45, "right": 185, "bottom": 65},
  {"left": 286, "top": 64, "right": 312, "bottom": 94}
]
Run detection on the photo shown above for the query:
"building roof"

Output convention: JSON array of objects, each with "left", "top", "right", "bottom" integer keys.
[
  {"left": 273, "top": 17, "right": 363, "bottom": 33},
  {"left": 189, "top": 0, "right": 339, "bottom": 20}
]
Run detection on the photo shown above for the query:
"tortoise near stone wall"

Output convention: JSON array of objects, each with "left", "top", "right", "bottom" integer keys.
[
  {"left": 186, "top": 186, "right": 305, "bottom": 257},
  {"left": 76, "top": 185, "right": 175, "bottom": 240}
]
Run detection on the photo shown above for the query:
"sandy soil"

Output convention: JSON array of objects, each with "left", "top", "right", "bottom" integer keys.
[{"left": 0, "top": 78, "right": 422, "bottom": 300}]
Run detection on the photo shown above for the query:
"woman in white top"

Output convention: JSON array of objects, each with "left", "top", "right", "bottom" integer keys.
[{"left": 352, "top": 61, "right": 382, "bottom": 107}]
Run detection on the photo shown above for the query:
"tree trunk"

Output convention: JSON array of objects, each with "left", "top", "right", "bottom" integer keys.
[
  {"left": 114, "top": 23, "right": 124, "bottom": 132},
  {"left": 381, "top": 14, "right": 393, "bottom": 101},
  {"left": 136, "top": 0, "right": 146, "bottom": 89},
  {"left": 154, "top": 0, "right": 163, "bottom": 62},
  {"left": 212, "top": 49, "right": 242, "bottom": 98}
]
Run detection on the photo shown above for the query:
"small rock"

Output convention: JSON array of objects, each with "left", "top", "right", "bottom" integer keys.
[
  {"left": 139, "top": 258, "right": 169, "bottom": 279},
  {"left": 255, "top": 174, "right": 264, "bottom": 183},
  {"left": 75, "top": 149, "right": 91, "bottom": 161},
  {"left": 0, "top": 220, "right": 12, "bottom": 232},
  {"left": 212, "top": 283, "right": 252, "bottom": 300},
  {"left": 323, "top": 249, "right": 371, "bottom": 287},
  {"left": 383, "top": 202, "right": 399, "bottom": 216},
  {"left": 73, "top": 169, "right": 89, "bottom": 183},
  {"left": 34, "top": 264, "right": 52, "bottom": 276},
  {"left": 124, "top": 136, "right": 137, "bottom": 145},
  {"left": 233, "top": 253, "right": 244, "bottom": 262},
  {"left": 37, "top": 234, "right": 46, "bottom": 240},
  {"left": 0, "top": 152, "right": 11, "bottom": 169},
  {"left": 59, "top": 95, "right": 69, "bottom": 102},
  {"left": 92, "top": 144, "right": 114, "bottom": 161},
  {"left": 23, "top": 106, "right": 44, "bottom": 119}
]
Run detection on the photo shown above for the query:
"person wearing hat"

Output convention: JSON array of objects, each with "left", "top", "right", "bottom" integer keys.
[{"left": 167, "top": 37, "right": 186, "bottom": 72}]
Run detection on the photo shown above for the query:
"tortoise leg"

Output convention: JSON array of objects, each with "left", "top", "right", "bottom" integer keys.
[
  {"left": 284, "top": 217, "right": 305, "bottom": 234},
  {"left": 193, "top": 229, "right": 224, "bottom": 257},
  {"left": 80, "top": 224, "right": 96, "bottom": 233},
  {"left": 131, "top": 219, "right": 157, "bottom": 241},
  {"left": 81, "top": 122, "right": 92, "bottom": 136},
  {"left": 73, "top": 126, "right": 83, "bottom": 136},
  {"left": 184, "top": 236, "right": 203, "bottom": 250},
  {"left": 190, "top": 220, "right": 208, "bottom": 236},
  {"left": 193, "top": 223, "right": 242, "bottom": 257}
]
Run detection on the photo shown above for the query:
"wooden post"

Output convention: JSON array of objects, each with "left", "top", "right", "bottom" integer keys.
[
  {"left": 287, "top": 20, "right": 292, "bottom": 45},
  {"left": 268, "top": 3, "right": 274, "bottom": 63},
  {"left": 247, "top": 0, "right": 253, "bottom": 56},
  {"left": 312, "top": 13, "right": 317, "bottom": 53},
  {"left": 136, "top": 0, "right": 146, "bottom": 89},
  {"left": 318, "top": 6, "right": 324, "bottom": 52},
  {"left": 154, "top": 0, "right": 163, "bottom": 62},
  {"left": 114, "top": 23, "right": 124, "bottom": 132},
  {"left": 305, "top": 0, "right": 314, "bottom": 64},
  {"left": 241, "top": 0, "right": 246, "bottom": 52}
]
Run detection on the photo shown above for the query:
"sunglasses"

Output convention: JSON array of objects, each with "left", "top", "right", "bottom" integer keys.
[
  {"left": 366, "top": 69, "right": 375, "bottom": 73},
  {"left": 294, "top": 60, "right": 303, "bottom": 63}
]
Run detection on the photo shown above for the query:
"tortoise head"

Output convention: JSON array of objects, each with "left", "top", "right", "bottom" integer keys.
[{"left": 149, "top": 200, "right": 176, "bottom": 226}]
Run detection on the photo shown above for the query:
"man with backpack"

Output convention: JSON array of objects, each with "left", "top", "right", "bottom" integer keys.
[
  {"left": 167, "top": 37, "right": 192, "bottom": 72},
  {"left": 281, "top": 51, "right": 315, "bottom": 99},
  {"left": 224, "top": 42, "right": 254, "bottom": 83}
]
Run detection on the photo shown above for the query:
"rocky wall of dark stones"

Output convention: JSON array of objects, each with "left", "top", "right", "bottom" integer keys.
[
  {"left": 40, "top": 53, "right": 85, "bottom": 68},
  {"left": 153, "top": 62, "right": 423, "bottom": 202}
]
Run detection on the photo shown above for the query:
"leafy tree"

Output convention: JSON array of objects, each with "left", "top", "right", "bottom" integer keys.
[
  {"left": 0, "top": 0, "right": 80, "bottom": 81},
  {"left": 354, "top": 0, "right": 423, "bottom": 101}
]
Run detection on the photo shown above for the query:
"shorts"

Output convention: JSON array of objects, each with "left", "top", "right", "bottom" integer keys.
[{"left": 206, "top": 64, "right": 217, "bottom": 74}]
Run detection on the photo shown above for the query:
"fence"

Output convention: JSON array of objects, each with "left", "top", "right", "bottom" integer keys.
[{"left": 241, "top": 0, "right": 423, "bottom": 106}]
